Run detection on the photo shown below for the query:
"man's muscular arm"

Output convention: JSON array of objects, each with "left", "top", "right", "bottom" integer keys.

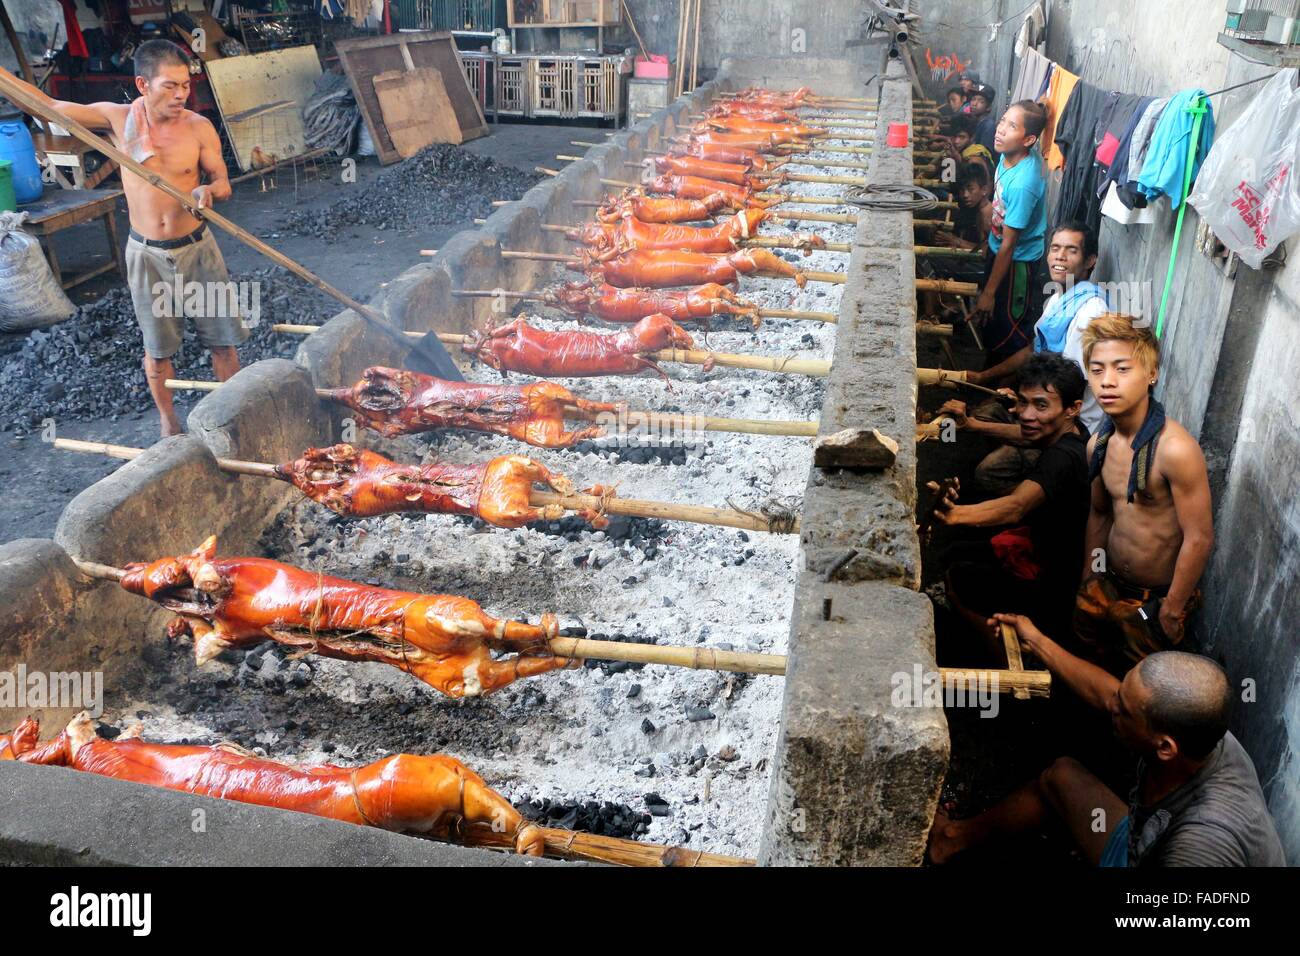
[
  {"left": 0, "top": 65, "right": 123, "bottom": 132},
  {"left": 1082, "top": 432, "right": 1112, "bottom": 581},
  {"left": 992, "top": 613, "right": 1119, "bottom": 712},
  {"left": 1159, "top": 430, "right": 1215, "bottom": 641},
  {"left": 192, "top": 115, "right": 231, "bottom": 207}
]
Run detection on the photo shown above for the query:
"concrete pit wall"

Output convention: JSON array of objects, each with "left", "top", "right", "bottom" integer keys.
[{"left": 757, "top": 59, "right": 949, "bottom": 866}]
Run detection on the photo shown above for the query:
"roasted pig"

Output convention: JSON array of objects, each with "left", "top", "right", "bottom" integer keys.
[
  {"left": 651, "top": 154, "right": 771, "bottom": 187},
  {"left": 669, "top": 140, "right": 780, "bottom": 171},
  {"left": 545, "top": 281, "right": 760, "bottom": 328},
  {"left": 119, "top": 536, "right": 577, "bottom": 697},
  {"left": 579, "top": 247, "right": 807, "bottom": 289},
  {"left": 596, "top": 190, "right": 729, "bottom": 224},
  {"left": 4, "top": 715, "right": 544, "bottom": 854},
  {"left": 275, "top": 444, "right": 605, "bottom": 529},
  {"left": 324, "top": 366, "right": 620, "bottom": 448},
  {"left": 727, "top": 86, "right": 813, "bottom": 109},
  {"left": 645, "top": 173, "right": 771, "bottom": 209},
  {"left": 571, "top": 208, "right": 772, "bottom": 256},
  {"left": 463, "top": 314, "right": 698, "bottom": 382}
]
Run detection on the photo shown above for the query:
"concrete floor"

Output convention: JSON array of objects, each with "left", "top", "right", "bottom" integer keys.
[{"left": 0, "top": 122, "right": 597, "bottom": 545}]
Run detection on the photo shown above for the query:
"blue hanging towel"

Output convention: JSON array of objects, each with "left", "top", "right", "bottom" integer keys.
[{"left": 1135, "top": 89, "right": 1216, "bottom": 206}]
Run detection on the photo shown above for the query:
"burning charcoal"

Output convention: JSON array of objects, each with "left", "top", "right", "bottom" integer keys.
[
  {"left": 640, "top": 718, "right": 656, "bottom": 735},
  {"left": 627, "top": 683, "right": 642, "bottom": 699}
]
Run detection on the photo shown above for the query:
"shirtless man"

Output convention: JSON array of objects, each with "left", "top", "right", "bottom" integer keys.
[
  {"left": 1, "top": 40, "right": 246, "bottom": 437},
  {"left": 1074, "top": 314, "right": 1214, "bottom": 675}
]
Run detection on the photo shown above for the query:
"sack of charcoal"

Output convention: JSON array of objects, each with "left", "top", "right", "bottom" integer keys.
[{"left": 0, "top": 210, "right": 77, "bottom": 332}]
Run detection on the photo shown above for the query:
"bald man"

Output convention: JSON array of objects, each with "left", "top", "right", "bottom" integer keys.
[{"left": 929, "top": 629, "right": 1285, "bottom": 866}]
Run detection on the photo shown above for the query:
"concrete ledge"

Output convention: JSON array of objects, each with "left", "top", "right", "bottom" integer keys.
[
  {"left": 376, "top": 262, "right": 453, "bottom": 335},
  {"left": 0, "top": 762, "right": 565, "bottom": 867},
  {"left": 422, "top": 230, "right": 502, "bottom": 335},
  {"left": 295, "top": 310, "right": 410, "bottom": 394},
  {"left": 189, "top": 359, "right": 330, "bottom": 465},
  {"left": 0, "top": 538, "right": 104, "bottom": 730},
  {"left": 758, "top": 581, "right": 948, "bottom": 866}
]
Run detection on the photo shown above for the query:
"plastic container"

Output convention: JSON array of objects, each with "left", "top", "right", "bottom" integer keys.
[
  {"left": 0, "top": 160, "right": 15, "bottom": 213},
  {"left": 886, "top": 122, "right": 910, "bottom": 148},
  {"left": 634, "top": 54, "right": 670, "bottom": 79},
  {"left": 0, "top": 121, "right": 42, "bottom": 203}
]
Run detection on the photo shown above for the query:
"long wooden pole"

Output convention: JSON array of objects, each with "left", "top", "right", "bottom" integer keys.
[
  {"left": 66, "top": 515, "right": 1042, "bottom": 693},
  {"left": 458, "top": 824, "right": 755, "bottom": 866},
  {"left": 53, "top": 437, "right": 801, "bottom": 538},
  {"left": 163, "top": 374, "right": 821, "bottom": 437},
  {"left": 451, "top": 288, "right": 839, "bottom": 324},
  {"left": 276, "top": 318, "right": 834, "bottom": 376}
]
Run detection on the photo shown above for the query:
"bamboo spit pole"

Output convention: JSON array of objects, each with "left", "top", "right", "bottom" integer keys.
[
  {"left": 555, "top": 224, "right": 852, "bottom": 256},
  {"left": 54, "top": 437, "right": 802, "bottom": 539},
  {"left": 68, "top": 521, "right": 1032, "bottom": 702},
  {"left": 457, "top": 823, "right": 754, "bottom": 866},
  {"left": 165, "top": 372, "right": 821, "bottom": 438},
  {"left": 475, "top": 217, "right": 853, "bottom": 255},
  {"left": 483, "top": 247, "right": 850, "bottom": 287},
  {"left": 276, "top": 318, "right": 834, "bottom": 376},
  {"left": 451, "top": 288, "right": 839, "bottom": 325},
  {"left": 533, "top": 165, "right": 857, "bottom": 207},
  {"left": 0, "top": 67, "right": 444, "bottom": 374}
]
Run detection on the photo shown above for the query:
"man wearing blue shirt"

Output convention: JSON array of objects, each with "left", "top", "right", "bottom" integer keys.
[{"left": 974, "top": 99, "right": 1050, "bottom": 368}]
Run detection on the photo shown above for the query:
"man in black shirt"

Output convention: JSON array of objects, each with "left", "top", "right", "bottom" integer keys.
[
  {"left": 929, "top": 641, "right": 1286, "bottom": 867},
  {"left": 932, "top": 352, "right": 1090, "bottom": 653}
]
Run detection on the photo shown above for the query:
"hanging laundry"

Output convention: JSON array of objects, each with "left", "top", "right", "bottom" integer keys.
[
  {"left": 1125, "top": 97, "right": 1171, "bottom": 185},
  {"left": 1012, "top": 48, "right": 1053, "bottom": 105},
  {"left": 1135, "top": 90, "right": 1216, "bottom": 207},
  {"left": 1053, "top": 80, "right": 1113, "bottom": 232},
  {"left": 1015, "top": 1, "right": 1048, "bottom": 56},
  {"left": 1040, "top": 64, "right": 1080, "bottom": 171},
  {"left": 1096, "top": 95, "right": 1156, "bottom": 215}
]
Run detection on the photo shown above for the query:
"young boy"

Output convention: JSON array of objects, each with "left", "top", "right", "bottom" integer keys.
[
  {"left": 968, "top": 84, "right": 998, "bottom": 156},
  {"left": 933, "top": 161, "right": 993, "bottom": 252},
  {"left": 939, "top": 85, "right": 966, "bottom": 119},
  {"left": 938, "top": 113, "right": 994, "bottom": 182},
  {"left": 974, "top": 100, "right": 1049, "bottom": 369},
  {"left": 1075, "top": 315, "right": 1215, "bottom": 675}
]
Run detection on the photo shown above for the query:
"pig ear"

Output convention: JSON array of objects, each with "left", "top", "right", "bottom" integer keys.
[
  {"left": 193, "top": 624, "right": 232, "bottom": 666},
  {"left": 194, "top": 535, "right": 218, "bottom": 561},
  {"left": 66, "top": 712, "right": 96, "bottom": 752}
]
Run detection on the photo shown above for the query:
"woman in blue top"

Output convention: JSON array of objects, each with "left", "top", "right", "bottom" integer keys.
[{"left": 974, "top": 100, "right": 1050, "bottom": 366}]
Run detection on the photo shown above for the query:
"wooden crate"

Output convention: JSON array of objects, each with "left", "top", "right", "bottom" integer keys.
[{"left": 529, "top": 55, "right": 622, "bottom": 120}]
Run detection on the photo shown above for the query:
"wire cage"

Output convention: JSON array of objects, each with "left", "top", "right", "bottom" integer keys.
[{"left": 395, "top": 0, "right": 507, "bottom": 31}]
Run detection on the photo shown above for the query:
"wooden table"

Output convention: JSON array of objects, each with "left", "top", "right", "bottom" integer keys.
[
  {"left": 18, "top": 188, "right": 126, "bottom": 291},
  {"left": 31, "top": 131, "right": 119, "bottom": 190}
]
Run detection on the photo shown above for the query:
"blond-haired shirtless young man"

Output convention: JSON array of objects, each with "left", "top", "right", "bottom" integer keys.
[{"left": 1074, "top": 314, "right": 1214, "bottom": 675}]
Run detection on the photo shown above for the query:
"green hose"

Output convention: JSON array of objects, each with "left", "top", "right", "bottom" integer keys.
[{"left": 1155, "top": 94, "right": 1208, "bottom": 339}]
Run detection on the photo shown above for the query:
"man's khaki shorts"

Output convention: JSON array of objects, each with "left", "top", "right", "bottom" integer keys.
[{"left": 125, "top": 226, "right": 251, "bottom": 360}]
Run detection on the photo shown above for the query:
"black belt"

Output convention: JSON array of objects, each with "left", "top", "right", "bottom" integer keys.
[
  {"left": 1106, "top": 570, "right": 1170, "bottom": 602},
  {"left": 129, "top": 223, "right": 207, "bottom": 249}
]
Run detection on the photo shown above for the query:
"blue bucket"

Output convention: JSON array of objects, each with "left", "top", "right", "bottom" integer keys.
[{"left": 0, "top": 121, "right": 43, "bottom": 203}]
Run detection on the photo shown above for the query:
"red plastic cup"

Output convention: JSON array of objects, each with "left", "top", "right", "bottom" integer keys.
[{"left": 886, "top": 123, "right": 910, "bottom": 148}]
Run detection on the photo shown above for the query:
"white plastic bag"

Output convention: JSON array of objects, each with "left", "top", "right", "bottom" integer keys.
[
  {"left": 1189, "top": 69, "right": 1300, "bottom": 269},
  {"left": 0, "top": 211, "right": 77, "bottom": 332}
]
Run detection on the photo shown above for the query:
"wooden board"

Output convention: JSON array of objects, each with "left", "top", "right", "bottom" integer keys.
[
  {"left": 374, "top": 69, "right": 463, "bottom": 158},
  {"left": 335, "top": 32, "right": 488, "bottom": 166},
  {"left": 204, "top": 45, "right": 322, "bottom": 173}
]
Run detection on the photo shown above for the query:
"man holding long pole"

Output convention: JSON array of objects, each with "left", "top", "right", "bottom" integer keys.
[{"left": 1, "top": 40, "right": 245, "bottom": 437}]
